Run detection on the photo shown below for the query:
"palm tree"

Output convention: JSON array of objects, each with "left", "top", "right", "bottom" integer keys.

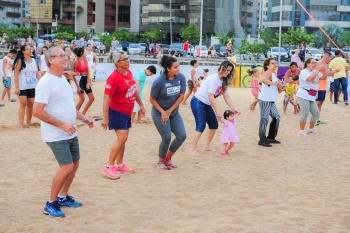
[{"left": 314, "top": 24, "right": 346, "bottom": 48}]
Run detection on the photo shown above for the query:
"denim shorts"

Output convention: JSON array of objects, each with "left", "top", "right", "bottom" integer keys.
[
  {"left": 190, "top": 96, "right": 218, "bottom": 132},
  {"left": 46, "top": 137, "right": 80, "bottom": 166},
  {"left": 108, "top": 108, "right": 131, "bottom": 130}
]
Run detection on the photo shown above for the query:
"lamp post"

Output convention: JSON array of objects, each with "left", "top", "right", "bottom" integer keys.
[
  {"left": 75, "top": 0, "right": 77, "bottom": 39},
  {"left": 170, "top": 0, "right": 172, "bottom": 45},
  {"left": 278, "top": 0, "right": 282, "bottom": 66},
  {"left": 199, "top": 0, "right": 203, "bottom": 57},
  {"left": 55, "top": 14, "right": 58, "bottom": 31}
]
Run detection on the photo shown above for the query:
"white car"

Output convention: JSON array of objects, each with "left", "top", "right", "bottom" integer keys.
[
  {"left": 194, "top": 45, "right": 208, "bottom": 58},
  {"left": 267, "top": 47, "right": 288, "bottom": 60},
  {"left": 307, "top": 48, "right": 323, "bottom": 61},
  {"left": 127, "top": 43, "right": 142, "bottom": 55}
]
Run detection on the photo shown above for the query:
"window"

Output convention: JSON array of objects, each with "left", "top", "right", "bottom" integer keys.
[
  {"left": 92, "top": 3, "right": 96, "bottom": 11},
  {"left": 93, "top": 14, "right": 95, "bottom": 23},
  {"left": 118, "top": 5, "right": 130, "bottom": 22}
]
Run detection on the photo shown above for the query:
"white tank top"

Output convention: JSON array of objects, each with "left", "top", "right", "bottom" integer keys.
[
  {"left": 85, "top": 52, "right": 94, "bottom": 68},
  {"left": 1, "top": 56, "right": 13, "bottom": 77},
  {"left": 191, "top": 67, "right": 199, "bottom": 83},
  {"left": 40, "top": 54, "right": 49, "bottom": 72},
  {"left": 258, "top": 72, "right": 279, "bottom": 102},
  {"left": 18, "top": 58, "right": 38, "bottom": 90}
]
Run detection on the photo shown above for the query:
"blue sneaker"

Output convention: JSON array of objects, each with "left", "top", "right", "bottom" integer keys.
[
  {"left": 57, "top": 195, "right": 82, "bottom": 208},
  {"left": 43, "top": 201, "right": 65, "bottom": 218}
]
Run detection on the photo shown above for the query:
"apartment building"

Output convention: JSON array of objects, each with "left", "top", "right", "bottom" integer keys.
[
  {"left": 139, "top": 0, "right": 215, "bottom": 44},
  {"left": 22, "top": 0, "right": 130, "bottom": 35},
  {"left": 1, "top": 0, "right": 24, "bottom": 27},
  {"left": 265, "top": 0, "right": 350, "bottom": 33}
]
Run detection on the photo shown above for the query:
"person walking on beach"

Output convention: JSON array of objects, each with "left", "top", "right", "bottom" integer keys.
[
  {"left": 111, "top": 37, "right": 119, "bottom": 52},
  {"left": 182, "top": 59, "right": 200, "bottom": 105},
  {"left": 189, "top": 60, "right": 240, "bottom": 155},
  {"left": 248, "top": 68, "right": 261, "bottom": 110},
  {"left": 219, "top": 110, "right": 239, "bottom": 156},
  {"left": 85, "top": 44, "right": 99, "bottom": 82},
  {"left": 298, "top": 41, "right": 306, "bottom": 62},
  {"left": 145, "top": 39, "right": 150, "bottom": 56},
  {"left": 150, "top": 55, "right": 187, "bottom": 170},
  {"left": 131, "top": 65, "right": 157, "bottom": 123},
  {"left": 258, "top": 58, "right": 283, "bottom": 147},
  {"left": 295, "top": 58, "right": 326, "bottom": 136},
  {"left": 13, "top": 45, "right": 41, "bottom": 127},
  {"left": 73, "top": 47, "right": 95, "bottom": 115},
  {"left": 329, "top": 49, "right": 348, "bottom": 105},
  {"left": 183, "top": 40, "right": 189, "bottom": 59},
  {"left": 33, "top": 46, "right": 94, "bottom": 218},
  {"left": 39, "top": 46, "right": 49, "bottom": 77},
  {"left": 101, "top": 52, "right": 145, "bottom": 179},
  {"left": 1, "top": 49, "right": 17, "bottom": 106}
]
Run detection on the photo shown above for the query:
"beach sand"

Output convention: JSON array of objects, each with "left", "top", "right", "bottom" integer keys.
[{"left": 1, "top": 81, "right": 350, "bottom": 233}]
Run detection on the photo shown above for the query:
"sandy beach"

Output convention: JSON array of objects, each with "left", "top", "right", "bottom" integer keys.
[{"left": 1, "top": 80, "right": 350, "bottom": 233}]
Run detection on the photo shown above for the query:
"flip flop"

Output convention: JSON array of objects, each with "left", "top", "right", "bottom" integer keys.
[
  {"left": 10, "top": 99, "right": 17, "bottom": 102},
  {"left": 0, "top": 104, "right": 4, "bottom": 107}
]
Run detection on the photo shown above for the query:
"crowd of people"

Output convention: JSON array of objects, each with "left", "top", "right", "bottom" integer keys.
[{"left": 1, "top": 40, "right": 349, "bottom": 218}]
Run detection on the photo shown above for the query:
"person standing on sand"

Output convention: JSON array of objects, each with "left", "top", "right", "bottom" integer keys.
[
  {"left": 101, "top": 52, "right": 145, "bottom": 179},
  {"left": 189, "top": 60, "right": 240, "bottom": 155},
  {"left": 33, "top": 46, "right": 94, "bottom": 218},
  {"left": 13, "top": 45, "right": 40, "bottom": 127}
]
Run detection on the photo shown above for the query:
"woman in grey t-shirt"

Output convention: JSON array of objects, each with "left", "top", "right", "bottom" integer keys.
[{"left": 150, "top": 55, "right": 187, "bottom": 170}]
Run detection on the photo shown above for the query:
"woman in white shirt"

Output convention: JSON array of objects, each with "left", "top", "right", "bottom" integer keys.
[
  {"left": 296, "top": 58, "right": 327, "bottom": 136},
  {"left": 189, "top": 60, "right": 240, "bottom": 155},
  {"left": 258, "top": 58, "right": 283, "bottom": 147}
]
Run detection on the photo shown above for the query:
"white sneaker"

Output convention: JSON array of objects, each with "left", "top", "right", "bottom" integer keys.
[
  {"left": 307, "top": 128, "right": 316, "bottom": 134},
  {"left": 298, "top": 130, "right": 307, "bottom": 136}
]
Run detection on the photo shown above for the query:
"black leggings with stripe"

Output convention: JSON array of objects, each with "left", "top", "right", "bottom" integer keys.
[{"left": 258, "top": 100, "right": 280, "bottom": 143}]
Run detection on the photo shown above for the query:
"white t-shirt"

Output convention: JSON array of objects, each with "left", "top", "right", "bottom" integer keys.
[
  {"left": 194, "top": 73, "right": 228, "bottom": 105},
  {"left": 35, "top": 73, "right": 77, "bottom": 142},
  {"left": 40, "top": 54, "right": 49, "bottom": 72},
  {"left": 296, "top": 69, "right": 321, "bottom": 101},
  {"left": 18, "top": 58, "right": 38, "bottom": 90},
  {"left": 1, "top": 56, "right": 13, "bottom": 77},
  {"left": 259, "top": 73, "right": 279, "bottom": 102}
]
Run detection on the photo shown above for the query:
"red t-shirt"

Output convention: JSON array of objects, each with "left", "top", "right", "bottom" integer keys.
[
  {"left": 183, "top": 42, "right": 189, "bottom": 51},
  {"left": 104, "top": 70, "right": 137, "bottom": 115}
]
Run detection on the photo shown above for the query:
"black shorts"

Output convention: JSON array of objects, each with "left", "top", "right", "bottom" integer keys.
[
  {"left": 79, "top": 75, "right": 92, "bottom": 94},
  {"left": 19, "top": 88, "right": 35, "bottom": 98},
  {"left": 316, "top": 90, "right": 326, "bottom": 102}
]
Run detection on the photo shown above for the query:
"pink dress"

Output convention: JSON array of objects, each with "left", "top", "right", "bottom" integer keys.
[
  {"left": 220, "top": 119, "right": 239, "bottom": 143},
  {"left": 250, "top": 78, "right": 259, "bottom": 96}
]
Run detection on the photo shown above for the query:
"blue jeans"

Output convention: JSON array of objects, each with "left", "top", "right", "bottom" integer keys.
[
  {"left": 190, "top": 96, "right": 218, "bottom": 132},
  {"left": 334, "top": 77, "right": 348, "bottom": 103},
  {"left": 152, "top": 113, "right": 187, "bottom": 158}
]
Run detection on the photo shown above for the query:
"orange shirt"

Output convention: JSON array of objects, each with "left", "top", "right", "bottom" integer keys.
[{"left": 318, "top": 77, "right": 327, "bottom": 90}]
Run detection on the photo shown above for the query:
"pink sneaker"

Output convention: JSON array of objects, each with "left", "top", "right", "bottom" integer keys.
[
  {"left": 221, "top": 151, "right": 227, "bottom": 156},
  {"left": 164, "top": 159, "right": 177, "bottom": 169},
  {"left": 115, "top": 164, "right": 134, "bottom": 174},
  {"left": 102, "top": 166, "right": 120, "bottom": 179}
]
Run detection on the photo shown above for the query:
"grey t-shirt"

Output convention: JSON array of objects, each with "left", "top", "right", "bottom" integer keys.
[{"left": 150, "top": 73, "right": 186, "bottom": 117}]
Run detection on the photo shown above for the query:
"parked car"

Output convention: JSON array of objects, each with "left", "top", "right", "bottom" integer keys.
[
  {"left": 169, "top": 43, "right": 183, "bottom": 57},
  {"left": 267, "top": 47, "right": 288, "bottom": 60},
  {"left": 127, "top": 43, "right": 142, "bottom": 55},
  {"left": 139, "top": 43, "right": 146, "bottom": 52},
  {"left": 194, "top": 45, "right": 208, "bottom": 58},
  {"left": 289, "top": 49, "right": 296, "bottom": 57},
  {"left": 307, "top": 48, "right": 323, "bottom": 61},
  {"left": 217, "top": 46, "right": 228, "bottom": 57},
  {"left": 116, "top": 43, "right": 124, "bottom": 52},
  {"left": 39, "top": 34, "right": 55, "bottom": 40},
  {"left": 119, "top": 41, "right": 131, "bottom": 52},
  {"left": 241, "top": 52, "right": 265, "bottom": 61},
  {"left": 162, "top": 44, "right": 170, "bottom": 55}
]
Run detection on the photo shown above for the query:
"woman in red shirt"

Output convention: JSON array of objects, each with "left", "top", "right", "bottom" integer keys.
[
  {"left": 101, "top": 52, "right": 145, "bottom": 179},
  {"left": 73, "top": 47, "right": 95, "bottom": 115}
]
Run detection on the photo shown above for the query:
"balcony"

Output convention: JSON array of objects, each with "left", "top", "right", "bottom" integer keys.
[
  {"left": 1, "top": 0, "right": 21, "bottom": 7},
  {"left": 62, "top": 4, "right": 84, "bottom": 13},
  {"left": 6, "top": 12, "right": 21, "bottom": 18}
]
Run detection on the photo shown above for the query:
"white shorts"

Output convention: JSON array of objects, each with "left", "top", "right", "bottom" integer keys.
[{"left": 132, "top": 99, "right": 145, "bottom": 113}]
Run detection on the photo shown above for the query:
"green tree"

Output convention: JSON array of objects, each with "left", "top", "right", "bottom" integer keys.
[
  {"left": 313, "top": 24, "right": 346, "bottom": 48},
  {"left": 53, "top": 25, "right": 75, "bottom": 35},
  {"left": 281, "top": 28, "right": 314, "bottom": 46},
  {"left": 111, "top": 29, "right": 137, "bottom": 42},
  {"left": 54, "top": 32, "right": 74, "bottom": 40},
  {"left": 140, "top": 28, "right": 161, "bottom": 43},
  {"left": 342, "top": 31, "right": 350, "bottom": 47},
  {"left": 180, "top": 23, "right": 200, "bottom": 44},
  {"left": 97, "top": 33, "right": 113, "bottom": 50},
  {"left": 259, "top": 28, "right": 278, "bottom": 46},
  {"left": 16, "top": 25, "right": 36, "bottom": 38}
]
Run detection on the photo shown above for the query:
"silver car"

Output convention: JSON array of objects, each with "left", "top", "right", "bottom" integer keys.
[{"left": 127, "top": 43, "right": 142, "bottom": 55}]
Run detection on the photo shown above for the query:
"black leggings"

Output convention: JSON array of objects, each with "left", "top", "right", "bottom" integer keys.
[{"left": 79, "top": 75, "right": 92, "bottom": 94}]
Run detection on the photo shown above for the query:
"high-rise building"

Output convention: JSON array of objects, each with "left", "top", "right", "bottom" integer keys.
[
  {"left": 1, "top": 0, "right": 23, "bottom": 27},
  {"left": 139, "top": 0, "right": 215, "bottom": 44},
  {"left": 264, "top": 0, "right": 350, "bottom": 33},
  {"left": 23, "top": 0, "right": 130, "bottom": 35}
]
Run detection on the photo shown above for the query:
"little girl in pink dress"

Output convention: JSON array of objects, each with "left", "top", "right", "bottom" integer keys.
[{"left": 220, "top": 110, "right": 239, "bottom": 156}]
